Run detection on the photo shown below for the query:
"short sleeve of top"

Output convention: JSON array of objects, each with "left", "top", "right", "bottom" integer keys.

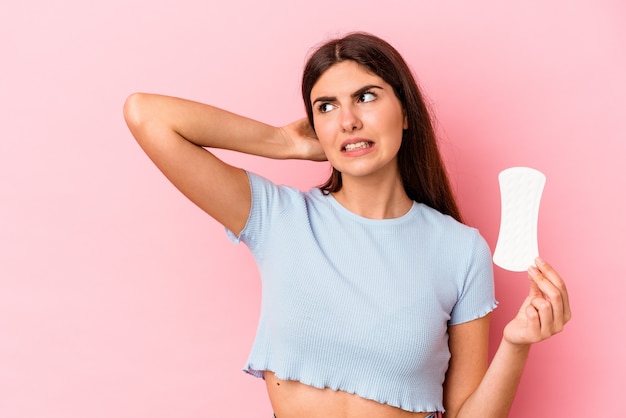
[
  {"left": 225, "top": 171, "right": 303, "bottom": 252},
  {"left": 448, "top": 229, "right": 497, "bottom": 325}
]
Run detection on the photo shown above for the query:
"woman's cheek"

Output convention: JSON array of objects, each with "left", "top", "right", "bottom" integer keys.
[{"left": 314, "top": 125, "right": 334, "bottom": 151}]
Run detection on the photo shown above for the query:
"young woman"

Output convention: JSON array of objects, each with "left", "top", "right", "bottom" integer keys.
[{"left": 124, "top": 32, "right": 570, "bottom": 418}]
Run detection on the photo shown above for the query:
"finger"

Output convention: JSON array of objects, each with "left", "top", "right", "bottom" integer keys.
[
  {"left": 535, "top": 257, "right": 572, "bottom": 323},
  {"left": 528, "top": 264, "right": 566, "bottom": 330},
  {"left": 531, "top": 258, "right": 571, "bottom": 325},
  {"left": 529, "top": 296, "right": 555, "bottom": 338},
  {"left": 527, "top": 273, "right": 543, "bottom": 299},
  {"left": 524, "top": 304, "right": 541, "bottom": 342}
]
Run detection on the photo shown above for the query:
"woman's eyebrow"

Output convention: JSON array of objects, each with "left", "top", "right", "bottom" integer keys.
[
  {"left": 351, "top": 84, "right": 383, "bottom": 99},
  {"left": 312, "top": 95, "right": 336, "bottom": 106},
  {"left": 312, "top": 84, "right": 384, "bottom": 106}
]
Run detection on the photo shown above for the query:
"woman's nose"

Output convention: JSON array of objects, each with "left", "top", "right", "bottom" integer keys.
[{"left": 340, "top": 106, "right": 362, "bottom": 132}]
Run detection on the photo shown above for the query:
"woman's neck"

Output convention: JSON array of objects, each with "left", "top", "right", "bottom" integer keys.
[{"left": 332, "top": 173, "right": 412, "bottom": 220}]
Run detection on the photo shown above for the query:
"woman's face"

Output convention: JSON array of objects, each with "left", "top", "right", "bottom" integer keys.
[{"left": 310, "top": 60, "right": 407, "bottom": 182}]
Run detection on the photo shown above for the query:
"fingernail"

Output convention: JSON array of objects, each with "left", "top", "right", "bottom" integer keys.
[
  {"left": 528, "top": 265, "right": 539, "bottom": 275},
  {"left": 535, "top": 256, "right": 545, "bottom": 265}
]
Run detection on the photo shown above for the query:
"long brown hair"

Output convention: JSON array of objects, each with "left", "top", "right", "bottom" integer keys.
[{"left": 302, "top": 32, "right": 463, "bottom": 223}]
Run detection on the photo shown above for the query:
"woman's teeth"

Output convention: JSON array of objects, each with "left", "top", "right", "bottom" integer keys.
[{"left": 344, "top": 141, "right": 371, "bottom": 151}]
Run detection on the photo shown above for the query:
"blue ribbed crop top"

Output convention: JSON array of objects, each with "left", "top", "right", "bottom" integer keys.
[{"left": 226, "top": 172, "right": 497, "bottom": 413}]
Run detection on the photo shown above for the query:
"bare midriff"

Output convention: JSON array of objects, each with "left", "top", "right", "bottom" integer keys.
[{"left": 264, "top": 371, "right": 433, "bottom": 418}]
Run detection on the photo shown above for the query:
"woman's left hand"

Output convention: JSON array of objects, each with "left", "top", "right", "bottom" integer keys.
[
  {"left": 279, "top": 117, "right": 327, "bottom": 161},
  {"left": 503, "top": 257, "right": 572, "bottom": 345}
]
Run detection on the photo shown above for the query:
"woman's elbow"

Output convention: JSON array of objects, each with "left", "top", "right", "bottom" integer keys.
[{"left": 123, "top": 92, "right": 151, "bottom": 132}]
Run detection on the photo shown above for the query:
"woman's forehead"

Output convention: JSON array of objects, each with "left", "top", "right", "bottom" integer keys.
[{"left": 311, "top": 61, "right": 385, "bottom": 97}]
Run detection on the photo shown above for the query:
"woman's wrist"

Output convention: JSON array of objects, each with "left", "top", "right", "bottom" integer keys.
[{"left": 499, "top": 337, "right": 532, "bottom": 361}]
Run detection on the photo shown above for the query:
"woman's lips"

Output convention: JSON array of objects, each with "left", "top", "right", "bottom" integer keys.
[
  {"left": 343, "top": 140, "right": 372, "bottom": 151},
  {"left": 340, "top": 139, "right": 375, "bottom": 155}
]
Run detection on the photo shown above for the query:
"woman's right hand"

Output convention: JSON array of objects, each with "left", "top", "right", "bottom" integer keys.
[{"left": 279, "top": 118, "right": 327, "bottom": 162}]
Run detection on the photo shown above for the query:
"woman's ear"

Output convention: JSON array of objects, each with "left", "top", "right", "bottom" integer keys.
[{"left": 403, "top": 111, "right": 408, "bottom": 130}]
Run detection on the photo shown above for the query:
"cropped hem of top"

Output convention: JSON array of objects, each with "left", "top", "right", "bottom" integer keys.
[{"left": 226, "top": 171, "right": 498, "bottom": 413}]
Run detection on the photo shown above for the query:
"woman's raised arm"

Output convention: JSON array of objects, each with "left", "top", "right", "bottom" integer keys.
[{"left": 123, "top": 93, "right": 323, "bottom": 234}]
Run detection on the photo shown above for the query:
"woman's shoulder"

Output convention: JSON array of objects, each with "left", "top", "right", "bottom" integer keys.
[
  {"left": 245, "top": 171, "right": 327, "bottom": 217},
  {"left": 246, "top": 171, "right": 309, "bottom": 197},
  {"left": 416, "top": 203, "right": 471, "bottom": 230},
  {"left": 416, "top": 203, "right": 487, "bottom": 246}
]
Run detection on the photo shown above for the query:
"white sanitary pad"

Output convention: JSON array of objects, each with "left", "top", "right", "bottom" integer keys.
[{"left": 493, "top": 167, "right": 546, "bottom": 272}]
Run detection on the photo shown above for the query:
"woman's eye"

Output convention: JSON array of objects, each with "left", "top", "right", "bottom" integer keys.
[
  {"left": 318, "top": 103, "right": 335, "bottom": 113},
  {"left": 359, "top": 92, "right": 376, "bottom": 103}
]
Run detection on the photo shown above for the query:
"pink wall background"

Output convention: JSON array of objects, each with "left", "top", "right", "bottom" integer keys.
[{"left": 1, "top": 1, "right": 624, "bottom": 417}]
